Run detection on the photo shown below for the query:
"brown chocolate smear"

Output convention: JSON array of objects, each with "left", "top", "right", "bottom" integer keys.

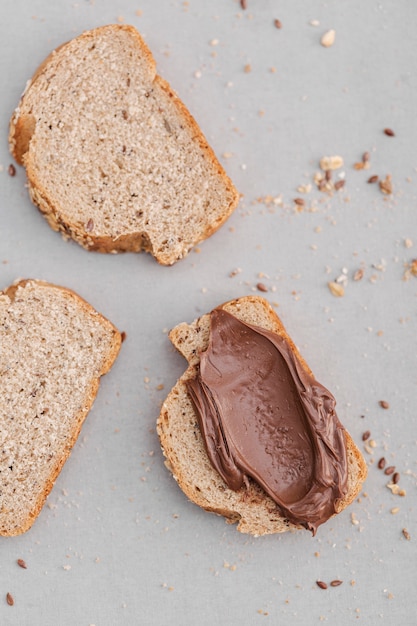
[{"left": 186, "top": 308, "right": 348, "bottom": 534}]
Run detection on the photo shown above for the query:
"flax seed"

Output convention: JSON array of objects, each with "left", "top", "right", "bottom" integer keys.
[
  {"left": 17, "top": 559, "right": 27, "bottom": 569},
  {"left": 384, "top": 128, "right": 395, "bottom": 136},
  {"left": 8, "top": 164, "right": 16, "bottom": 177},
  {"left": 378, "top": 457, "right": 386, "bottom": 469},
  {"left": 379, "top": 400, "right": 390, "bottom": 409},
  {"left": 274, "top": 19, "right": 282, "bottom": 29},
  {"left": 330, "top": 580, "right": 343, "bottom": 587},
  {"left": 362, "top": 430, "right": 371, "bottom": 441},
  {"left": 402, "top": 528, "right": 411, "bottom": 540},
  {"left": 392, "top": 472, "right": 400, "bottom": 484},
  {"left": 294, "top": 197, "right": 305, "bottom": 206},
  {"left": 86, "top": 218, "right": 94, "bottom": 232},
  {"left": 384, "top": 465, "right": 396, "bottom": 476},
  {"left": 256, "top": 283, "right": 268, "bottom": 293},
  {"left": 367, "top": 175, "right": 379, "bottom": 183},
  {"left": 316, "top": 581, "right": 328, "bottom": 589},
  {"left": 6, "top": 593, "right": 14, "bottom": 606}
]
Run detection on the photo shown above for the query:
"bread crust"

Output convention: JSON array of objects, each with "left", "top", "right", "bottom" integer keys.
[
  {"left": 9, "top": 25, "right": 239, "bottom": 265},
  {"left": 157, "top": 296, "right": 367, "bottom": 535},
  {"left": 0, "top": 279, "right": 121, "bottom": 536}
]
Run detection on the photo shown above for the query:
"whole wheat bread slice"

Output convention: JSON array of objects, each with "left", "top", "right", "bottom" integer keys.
[
  {"left": 0, "top": 279, "right": 121, "bottom": 536},
  {"left": 157, "top": 296, "right": 367, "bottom": 536},
  {"left": 9, "top": 24, "right": 239, "bottom": 265}
]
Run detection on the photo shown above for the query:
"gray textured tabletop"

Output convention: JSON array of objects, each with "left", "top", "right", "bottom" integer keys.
[{"left": 0, "top": 1, "right": 416, "bottom": 625}]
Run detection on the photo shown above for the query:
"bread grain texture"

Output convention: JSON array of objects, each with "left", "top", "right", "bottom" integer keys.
[
  {"left": 9, "top": 24, "right": 239, "bottom": 265},
  {"left": 157, "top": 296, "right": 367, "bottom": 536},
  {"left": 0, "top": 279, "right": 121, "bottom": 536}
]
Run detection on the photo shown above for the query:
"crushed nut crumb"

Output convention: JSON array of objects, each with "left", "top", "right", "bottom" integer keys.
[{"left": 320, "top": 29, "right": 336, "bottom": 47}]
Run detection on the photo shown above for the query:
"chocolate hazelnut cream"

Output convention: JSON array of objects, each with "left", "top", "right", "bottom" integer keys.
[{"left": 186, "top": 308, "right": 348, "bottom": 534}]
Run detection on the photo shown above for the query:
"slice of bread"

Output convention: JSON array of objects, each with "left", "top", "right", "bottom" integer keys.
[
  {"left": 9, "top": 24, "right": 239, "bottom": 265},
  {"left": 0, "top": 279, "right": 121, "bottom": 536},
  {"left": 157, "top": 296, "right": 367, "bottom": 536}
]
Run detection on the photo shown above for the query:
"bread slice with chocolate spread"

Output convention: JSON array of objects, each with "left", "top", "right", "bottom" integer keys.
[
  {"left": 157, "top": 296, "right": 367, "bottom": 536},
  {"left": 9, "top": 24, "right": 239, "bottom": 265},
  {"left": 0, "top": 279, "right": 121, "bottom": 536}
]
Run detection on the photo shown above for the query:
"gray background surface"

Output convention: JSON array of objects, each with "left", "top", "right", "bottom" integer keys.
[{"left": 0, "top": 1, "right": 416, "bottom": 624}]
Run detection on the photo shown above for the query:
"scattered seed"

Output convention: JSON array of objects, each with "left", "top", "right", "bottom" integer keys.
[
  {"left": 321, "top": 29, "right": 336, "bottom": 47},
  {"left": 362, "top": 430, "right": 371, "bottom": 441},
  {"left": 330, "top": 580, "right": 343, "bottom": 587},
  {"left": 240, "top": 0, "right": 247, "bottom": 9},
  {"left": 362, "top": 151, "right": 370, "bottom": 163},
  {"left": 316, "top": 580, "right": 328, "bottom": 590},
  {"left": 392, "top": 472, "right": 400, "bottom": 484},
  {"left": 120, "top": 331, "right": 127, "bottom": 343},
  {"left": 85, "top": 218, "right": 94, "bottom": 232},
  {"left": 274, "top": 19, "right": 282, "bottom": 29},
  {"left": 17, "top": 559, "right": 27, "bottom": 569},
  {"left": 244, "top": 63, "right": 252, "bottom": 73},
  {"left": 384, "top": 465, "right": 396, "bottom": 476},
  {"left": 367, "top": 174, "right": 379, "bottom": 184},
  {"left": 402, "top": 528, "right": 411, "bottom": 540},
  {"left": 334, "top": 179, "right": 345, "bottom": 190},
  {"left": 379, "top": 174, "right": 393, "bottom": 195},
  {"left": 384, "top": 128, "right": 395, "bottom": 137},
  {"left": 8, "top": 164, "right": 16, "bottom": 177},
  {"left": 391, "top": 507, "right": 400, "bottom": 515},
  {"left": 378, "top": 457, "right": 386, "bottom": 470},
  {"left": 294, "top": 197, "right": 305, "bottom": 206},
  {"left": 256, "top": 283, "right": 268, "bottom": 293},
  {"left": 379, "top": 400, "right": 390, "bottom": 409},
  {"left": 6, "top": 593, "right": 14, "bottom": 606},
  {"left": 328, "top": 281, "right": 345, "bottom": 297}
]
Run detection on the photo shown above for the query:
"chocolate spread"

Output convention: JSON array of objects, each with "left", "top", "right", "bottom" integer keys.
[{"left": 186, "top": 308, "right": 348, "bottom": 534}]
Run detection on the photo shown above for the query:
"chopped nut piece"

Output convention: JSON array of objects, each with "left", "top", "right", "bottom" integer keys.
[
  {"left": 320, "top": 29, "right": 336, "bottom": 47},
  {"left": 391, "top": 507, "right": 400, "bottom": 514},
  {"left": 328, "top": 281, "right": 345, "bottom": 297},
  {"left": 353, "top": 268, "right": 364, "bottom": 281},
  {"left": 379, "top": 174, "right": 393, "bottom": 195},
  {"left": 320, "top": 155, "right": 343, "bottom": 171}
]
